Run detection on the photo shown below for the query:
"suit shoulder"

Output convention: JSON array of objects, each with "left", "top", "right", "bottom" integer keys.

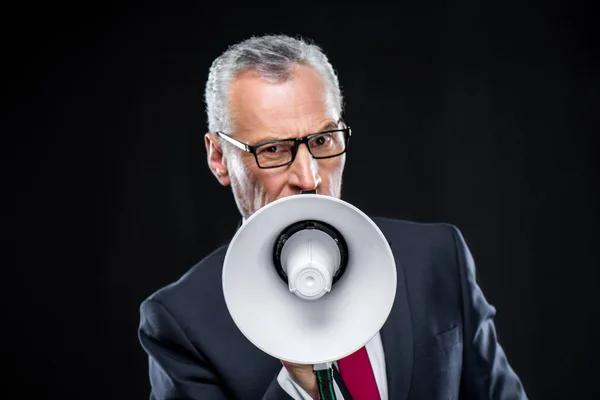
[
  {"left": 370, "top": 216, "right": 467, "bottom": 269},
  {"left": 371, "top": 216, "right": 460, "bottom": 242},
  {"left": 141, "top": 245, "right": 229, "bottom": 309}
]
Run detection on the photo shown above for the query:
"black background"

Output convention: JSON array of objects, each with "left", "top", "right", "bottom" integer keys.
[{"left": 5, "top": 1, "right": 598, "bottom": 399}]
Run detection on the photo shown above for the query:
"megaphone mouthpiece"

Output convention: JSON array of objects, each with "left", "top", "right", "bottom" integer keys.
[{"left": 282, "top": 229, "right": 340, "bottom": 300}]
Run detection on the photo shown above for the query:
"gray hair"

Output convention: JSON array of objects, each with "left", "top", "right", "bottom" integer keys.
[{"left": 204, "top": 34, "right": 344, "bottom": 134}]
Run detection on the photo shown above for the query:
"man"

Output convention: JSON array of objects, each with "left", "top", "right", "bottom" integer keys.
[{"left": 138, "top": 34, "right": 528, "bottom": 399}]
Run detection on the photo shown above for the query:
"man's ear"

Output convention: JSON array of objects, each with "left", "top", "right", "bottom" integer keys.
[{"left": 205, "top": 133, "right": 231, "bottom": 187}]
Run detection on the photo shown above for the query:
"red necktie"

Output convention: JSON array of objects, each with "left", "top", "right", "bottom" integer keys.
[{"left": 337, "top": 346, "right": 381, "bottom": 399}]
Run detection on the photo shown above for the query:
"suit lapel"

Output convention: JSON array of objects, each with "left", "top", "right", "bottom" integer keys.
[{"left": 380, "top": 257, "right": 413, "bottom": 400}]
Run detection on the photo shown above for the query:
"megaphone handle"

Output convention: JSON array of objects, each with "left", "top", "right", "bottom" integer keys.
[{"left": 313, "top": 363, "right": 337, "bottom": 400}]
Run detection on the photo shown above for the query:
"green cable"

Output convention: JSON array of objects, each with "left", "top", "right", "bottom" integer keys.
[{"left": 314, "top": 367, "right": 336, "bottom": 400}]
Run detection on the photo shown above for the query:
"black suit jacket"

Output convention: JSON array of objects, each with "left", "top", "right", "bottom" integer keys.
[{"left": 138, "top": 218, "right": 527, "bottom": 399}]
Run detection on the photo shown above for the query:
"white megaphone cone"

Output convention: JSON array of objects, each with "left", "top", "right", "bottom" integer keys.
[{"left": 222, "top": 193, "right": 397, "bottom": 365}]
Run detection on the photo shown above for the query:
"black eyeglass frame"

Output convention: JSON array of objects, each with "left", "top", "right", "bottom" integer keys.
[{"left": 216, "top": 122, "right": 351, "bottom": 169}]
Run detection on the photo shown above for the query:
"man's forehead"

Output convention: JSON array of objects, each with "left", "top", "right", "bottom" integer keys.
[
  {"left": 230, "top": 114, "right": 339, "bottom": 142},
  {"left": 230, "top": 66, "right": 328, "bottom": 105},
  {"left": 256, "top": 119, "right": 340, "bottom": 142},
  {"left": 228, "top": 66, "right": 339, "bottom": 140}
]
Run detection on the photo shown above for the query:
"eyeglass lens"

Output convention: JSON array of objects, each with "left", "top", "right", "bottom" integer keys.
[{"left": 255, "top": 130, "right": 347, "bottom": 168}]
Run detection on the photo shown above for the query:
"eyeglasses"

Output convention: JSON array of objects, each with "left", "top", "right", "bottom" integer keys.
[{"left": 216, "top": 123, "right": 351, "bottom": 169}]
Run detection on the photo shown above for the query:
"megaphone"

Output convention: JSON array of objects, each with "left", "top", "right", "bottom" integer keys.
[{"left": 222, "top": 193, "right": 396, "bottom": 365}]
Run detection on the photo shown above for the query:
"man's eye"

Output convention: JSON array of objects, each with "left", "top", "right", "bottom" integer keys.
[
  {"left": 259, "top": 144, "right": 291, "bottom": 155},
  {"left": 314, "top": 135, "right": 331, "bottom": 146},
  {"left": 264, "top": 145, "right": 285, "bottom": 153}
]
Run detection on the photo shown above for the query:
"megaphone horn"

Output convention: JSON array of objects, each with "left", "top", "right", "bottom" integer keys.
[{"left": 222, "top": 193, "right": 397, "bottom": 365}]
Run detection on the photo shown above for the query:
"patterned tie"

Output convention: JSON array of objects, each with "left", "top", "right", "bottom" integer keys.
[{"left": 337, "top": 346, "right": 381, "bottom": 399}]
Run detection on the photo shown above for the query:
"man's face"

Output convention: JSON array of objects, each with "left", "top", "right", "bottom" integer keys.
[{"left": 205, "top": 64, "right": 346, "bottom": 219}]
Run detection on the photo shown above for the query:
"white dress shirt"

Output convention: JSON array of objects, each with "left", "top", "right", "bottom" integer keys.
[{"left": 277, "top": 332, "right": 388, "bottom": 400}]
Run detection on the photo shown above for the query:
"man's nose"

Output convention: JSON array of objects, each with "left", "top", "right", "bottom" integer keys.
[{"left": 289, "top": 144, "right": 321, "bottom": 191}]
